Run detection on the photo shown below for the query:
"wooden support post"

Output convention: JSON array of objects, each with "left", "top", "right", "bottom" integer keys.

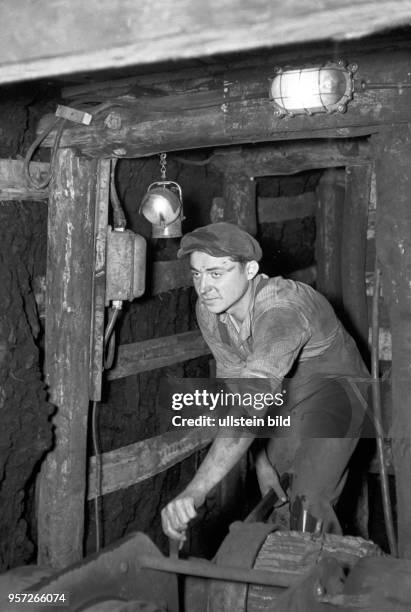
[
  {"left": 373, "top": 127, "right": 411, "bottom": 558},
  {"left": 211, "top": 172, "right": 257, "bottom": 235},
  {"left": 341, "top": 164, "right": 371, "bottom": 361},
  {"left": 315, "top": 168, "right": 345, "bottom": 310},
  {"left": 37, "top": 149, "right": 97, "bottom": 568}
]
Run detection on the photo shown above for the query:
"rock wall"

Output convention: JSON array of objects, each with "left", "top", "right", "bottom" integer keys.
[{"left": 0, "top": 85, "right": 56, "bottom": 570}]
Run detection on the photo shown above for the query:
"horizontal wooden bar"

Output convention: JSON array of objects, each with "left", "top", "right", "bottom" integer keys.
[
  {"left": 258, "top": 193, "right": 316, "bottom": 224},
  {"left": 0, "top": 159, "right": 49, "bottom": 201},
  {"left": 37, "top": 47, "right": 411, "bottom": 157},
  {"left": 107, "top": 330, "right": 210, "bottom": 381},
  {"left": 88, "top": 430, "right": 213, "bottom": 500},
  {"left": 212, "top": 140, "right": 371, "bottom": 177}
]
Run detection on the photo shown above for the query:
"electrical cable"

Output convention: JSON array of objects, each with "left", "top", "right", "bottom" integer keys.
[
  {"left": 92, "top": 305, "right": 122, "bottom": 552},
  {"left": 91, "top": 399, "right": 102, "bottom": 553},
  {"left": 110, "top": 159, "right": 127, "bottom": 229},
  {"left": 24, "top": 118, "right": 66, "bottom": 189},
  {"left": 371, "top": 259, "right": 398, "bottom": 557}
]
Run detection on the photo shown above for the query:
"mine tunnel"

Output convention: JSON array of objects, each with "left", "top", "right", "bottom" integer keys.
[{"left": 1, "top": 3, "right": 411, "bottom": 611}]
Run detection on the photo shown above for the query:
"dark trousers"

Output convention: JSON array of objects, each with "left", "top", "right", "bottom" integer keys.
[{"left": 265, "top": 376, "right": 367, "bottom": 533}]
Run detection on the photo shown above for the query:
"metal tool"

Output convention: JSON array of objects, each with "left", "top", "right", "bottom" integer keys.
[
  {"left": 139, "top": 553, "right": 299, "bottom": 588},
  {"left": 245, "top": 472, "right": 290, "bottom": 523}
]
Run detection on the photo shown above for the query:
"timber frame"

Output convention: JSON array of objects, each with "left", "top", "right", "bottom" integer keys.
[{"left": 3, "top": 19, "right": 411, "bottom": 566}]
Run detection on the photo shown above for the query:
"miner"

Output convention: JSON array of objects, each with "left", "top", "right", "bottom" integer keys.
[{"left": 161, "top": 222, "right": 368, "bottom": 541}]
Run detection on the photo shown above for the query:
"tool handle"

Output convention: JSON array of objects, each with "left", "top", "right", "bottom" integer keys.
[{"left": 169, "top": 537, "right": 180, "bottom": 558}]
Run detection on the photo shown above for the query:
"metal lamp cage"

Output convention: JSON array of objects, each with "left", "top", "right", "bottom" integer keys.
[{"left": 269, "top": 60, "right": 358, "bottom": 117}]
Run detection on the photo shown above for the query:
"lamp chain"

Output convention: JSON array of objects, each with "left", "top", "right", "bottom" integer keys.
[{"left": 160, "top": 152, "right": 167, "bottom": 180}]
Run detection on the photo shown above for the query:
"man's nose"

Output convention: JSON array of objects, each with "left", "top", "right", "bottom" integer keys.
[{"left": 199, "top": 274, "right": 211, "bottom": 294}]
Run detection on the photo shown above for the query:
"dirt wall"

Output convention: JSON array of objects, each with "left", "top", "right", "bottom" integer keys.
[{"left": 0, "top": 85, "right": 56, "bottom": 570}]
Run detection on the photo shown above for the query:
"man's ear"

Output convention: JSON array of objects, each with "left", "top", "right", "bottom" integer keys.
[{"left": 246, "top": 260, "right": 259, "bottom": 280}]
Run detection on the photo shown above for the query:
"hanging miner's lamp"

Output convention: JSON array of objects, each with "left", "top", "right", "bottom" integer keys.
[
  {"left": 139, "top": 152, "right": 183, "bottom": 238},
  {"left": 269, "top": 60, "right": 357, "bottom": 117}
]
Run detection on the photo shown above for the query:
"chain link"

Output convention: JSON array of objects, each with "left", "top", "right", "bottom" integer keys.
[{"left": 159, "top": 152, "right": 167, "bottom": 179}]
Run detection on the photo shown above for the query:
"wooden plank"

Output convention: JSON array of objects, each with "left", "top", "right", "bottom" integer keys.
[
  {"left": 222, "top": 172, "right": 257, "bottom": 235},
  {"left": 107, "top": 331, "right": 210, "bottom": 381},
  {"left": 211, "top": 172, "right": 257, "bottom": 234},
  {"left": 212, "top": 141, "right": 371, "bottom": 177},
  {"left": 150, "top": 260, "right": 193, "bottom": 295},
  {"left": 37, "top": 149, "right": 97, "bottom": 569},
  {"left": 37, "top": 46, "right": 411, "bottom": 157},
  {"left": 87, "top": 430, "right": 213, "bottom": 500},
  {"left": 0, "top": 159, "right": 49, "bottom": 201},
  {"left": 2, "top": 1, "right": 411, "bottom": 85},
  {"left": 315, "top": 169, "right": 345, "bottom": 308},
  {"left": 373, "top": 127, "right": 411, "bottom": 557},
  {"left": 258, "top": 193, "right": 316, "bottom": 224},
  {"left": 341, "top": 164, "right": 372, "bottom": 360}
]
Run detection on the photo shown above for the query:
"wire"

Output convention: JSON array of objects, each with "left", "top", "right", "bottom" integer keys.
[
  {"left": 24, "top": 118, "right": 66, "bottom": 189},
  {"left": 110, "top": 159, "right": 127, "bottom": 230},
  {"left": 92, "top": 399, "right": 102, "bottom": 553},
  {"left": 371, "top": 260, "right": 398, "bottom": 557},
  {"left": 92, "top": 305, "right": 122, "bottom": 552}
]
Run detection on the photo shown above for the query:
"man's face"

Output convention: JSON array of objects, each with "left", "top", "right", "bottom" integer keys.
[{"left": 189, "top": 251, "right": 257, "bottom": 316}]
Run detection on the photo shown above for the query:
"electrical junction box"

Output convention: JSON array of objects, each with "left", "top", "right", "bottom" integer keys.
[{"left": 105, "top": 227, "right": 146, "bottom": 303}]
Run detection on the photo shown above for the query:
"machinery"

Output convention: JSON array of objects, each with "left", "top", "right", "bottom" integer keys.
[{"left": 8, "top": 492, "right": 383, "bottom": 612}]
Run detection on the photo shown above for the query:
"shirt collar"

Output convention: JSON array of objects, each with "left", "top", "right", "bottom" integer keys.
[{"left": 218, "top": 275, "right": 261, "bottom": 340}]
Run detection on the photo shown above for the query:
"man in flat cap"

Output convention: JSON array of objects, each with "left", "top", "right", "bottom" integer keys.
[{"left": 161, "top": 222, "right": 368, "bottom": 542}]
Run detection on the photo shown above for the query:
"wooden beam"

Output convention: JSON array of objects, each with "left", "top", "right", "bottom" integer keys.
[
  {"left": 107, "top": 331, "right": 210, "bottom": 381},
  {"left": 0, "top": 159, "right": 49, "bottom": 201},
  {"left": 315, "top": 169, "right": 345, "bottom": 309},
  {"left": 373, "top": 126, "right": 411, "bottom": 558},
  {"left": 211, "top": 172, "right": 257, "bottom": 234},
  {"left": 258, "top": 193, "right": 316, "bottom": 224},
  {"left": 341, "top": 164, "right": 371, "bottom": 361},
  {"left": 2, "top": 1, "right": 411, "bottom": 85},
  {"left": 87, "top": 431, "right": 212, "bottom": 500},
  {"left": 37, "top": 47, "right": 411, "bottom": 157},
  {"left": 211, "top": 141, "right": 371, "bottom": 177},
  {"left": 37, "top": 149, "right": 97, "bottom": 569}
]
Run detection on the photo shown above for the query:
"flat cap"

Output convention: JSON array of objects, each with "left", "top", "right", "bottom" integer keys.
[{"left": 177, "top": 222, "right": 262, "bottom": 261}]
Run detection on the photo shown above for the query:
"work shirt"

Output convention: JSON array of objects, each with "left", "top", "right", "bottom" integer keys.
[{"left": 196, "top": 275, "right": 368, "bottom": 413}]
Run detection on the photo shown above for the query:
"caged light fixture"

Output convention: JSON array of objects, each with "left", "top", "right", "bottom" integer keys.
[
  {"left": 269, "top": 60, "right": 358, "bottom": 117},
  {"left": 139, "top": 152, "right": 184, "bottom": 238}
]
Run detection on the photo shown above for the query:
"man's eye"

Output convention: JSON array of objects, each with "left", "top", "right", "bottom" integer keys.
[
  {"left": 192, "top": 272, "right": 200, "bottom": 279},
  {"left": 211, "top": 272, "right": 222, "bottom": 278}
]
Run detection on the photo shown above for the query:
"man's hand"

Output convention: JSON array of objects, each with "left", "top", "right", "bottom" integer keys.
[
  {"left": 161, "top": 433, "right": 255, "bottom": 541},
  {"left": 161, "top": 490, "right": 203, "bottom": 542},
  {"left": 255, "top": 447, "right": 287, "bottom": 502}
]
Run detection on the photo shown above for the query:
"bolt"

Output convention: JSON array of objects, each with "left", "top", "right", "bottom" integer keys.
[
  {"left": 104, "top": 112, "right": 122, "bottom": 130},
  {"left": 113, "top": 148, "right": 127, "bottom": 157}
]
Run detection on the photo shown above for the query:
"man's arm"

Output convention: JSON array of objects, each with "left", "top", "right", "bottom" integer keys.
[{"left": 161, "top": 431, "right": 253, "bottom": 542}]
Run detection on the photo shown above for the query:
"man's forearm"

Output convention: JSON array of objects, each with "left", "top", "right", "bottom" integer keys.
[{"left": 184, "top": 430, "right": 255, "bottom": 505}]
